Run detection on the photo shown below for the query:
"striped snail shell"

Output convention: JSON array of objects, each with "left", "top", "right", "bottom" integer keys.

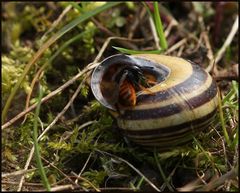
[{"left": 91, "top": 54, "right": 219, "bottom": 150}]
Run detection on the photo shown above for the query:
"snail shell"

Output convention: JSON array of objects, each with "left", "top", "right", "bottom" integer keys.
[{"left": 91, "top": 54, "right": 219, "bottom": 150}]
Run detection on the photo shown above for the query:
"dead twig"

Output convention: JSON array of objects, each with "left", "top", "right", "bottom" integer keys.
[
  {"left": 75, "top": 152, "right": 93, "bottom": 184},
  {"left": 2, "top": 180, "right": 44, "bottom": 187},
  {"left": 2, "top": 167, "right": 47, "bottom": 178},
  {"left": 214, "top": 16, "right": 238, "bottom": 65},
  {"left": 165, "top": 38, "right": 187, "bottom": 54},
  {"left": 149, "top": 16, "right": 160, "bottom": 49},
  {"left": 36, "top": 184, "right": 74, "bottom": 192},
  {"left": 40, "top": 5, "right": 72, "bottom": 43},
  {"left": 165, "top": 19, "right": 178, "bottom": 38},
  {"left": 177, "top": 45, "right": 185, "bottom": 57},
  {"left": 203, "top": 30, "right": 215, "bottom": 73}
]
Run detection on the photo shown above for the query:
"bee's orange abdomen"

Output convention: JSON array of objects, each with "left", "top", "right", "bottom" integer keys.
[{"left": 119, "top": 80, "right": 136, "bottom": 106}]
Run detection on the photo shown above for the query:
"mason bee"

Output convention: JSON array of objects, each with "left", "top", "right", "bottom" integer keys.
[{"left": 115, "top": 65, "right": 157, "bottom": 107}]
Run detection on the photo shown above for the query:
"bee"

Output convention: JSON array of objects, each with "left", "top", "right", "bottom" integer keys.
[{"left": 115, "top": 65, "right": 157, "bottom": 108}]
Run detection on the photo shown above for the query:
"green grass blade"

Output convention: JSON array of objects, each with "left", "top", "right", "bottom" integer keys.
[
  {"left": 222, "top": 89, "right": 236, "bottom": 104},
  {"left": 136, "top": 176, "right": 144, "bottom": 190},
  {"left": 142, "top": 2, "right": 153, "bottom": 19},
  {"left": 222, "top": 81, "right": 238, "bottom": 104},
  {"left": 231, "top": 80, "right": 238, "bottom": 99},
  {"left": 153, "top": 150, "right": 174, "bottom": 191},
  {"left": 113, "top": 46, "right": 162, "bottom": 54},
  {"left": 231, "top": 125, "right": 238, "bottom": 149},
  {"left": 2, "top": 2, "right": 122, "bottom": 123},
  {"left": 153, "top": 2, "right": 168, "bottom": 50},
  {"left": 33, "top": 85, "right": 51, "bottom": 191},
  {"left": 218, "top": 94, "right": 231, "bottom": 147}
]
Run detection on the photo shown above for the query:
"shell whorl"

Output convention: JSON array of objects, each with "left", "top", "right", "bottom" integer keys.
[{"left": 91, "top": 54, "right": 219, "bottom": 149}]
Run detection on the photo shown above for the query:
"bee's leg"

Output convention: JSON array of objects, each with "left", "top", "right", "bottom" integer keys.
[{"left": 147, "top": 79, "right": 158, "bottom": 86}]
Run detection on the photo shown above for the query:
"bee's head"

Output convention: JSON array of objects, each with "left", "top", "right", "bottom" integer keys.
[{"left": 115, "top": 65, "right": 146, "bottom": 86}]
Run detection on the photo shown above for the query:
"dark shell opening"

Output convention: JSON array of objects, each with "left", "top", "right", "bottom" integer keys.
[{"left": 91, "top": 54, "right": 171, "bottom": 111}]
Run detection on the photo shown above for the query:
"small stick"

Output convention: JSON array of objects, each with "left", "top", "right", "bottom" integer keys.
[
  {"left": 202, "top": 28, "right": 216, "bottom": 74},
  {"left": 214, "top": 16, "right": 238, "bottom": 64},
  {"left": 36, "top": 184, "right": 74, "bottom": 192},
  {"left": 149, "top": 16, "right": 160, "bottom": 49},
  {"left": 165, "top": 38, "right": 187, "bottom": 54},
  {"left": 2, "top": 180, "right": 44, "bottom": 187},
  {"left": 40, "top": 5, "right": 72, "bottom": 43},
  {"left": 75, "top": 152, "right": 93, "bottom": 184},
  {"left": 164, "top": 19, "right": 178, "bottom": 38},
  {"left": 2, "top": 167, "right": 47, "bottom": 178}
]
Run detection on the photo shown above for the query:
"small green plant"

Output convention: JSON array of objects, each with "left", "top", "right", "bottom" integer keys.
[{"left": 33, "top": 85, "right": 51, "bottom": 191}]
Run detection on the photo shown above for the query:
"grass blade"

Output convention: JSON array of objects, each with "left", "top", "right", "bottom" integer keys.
[
  {"left": 142, "top": 2, "right": 153, "bottom": 19},
  {"left": 33, "top": 85, "right": 51, "bottom": 191},
  {"left": 218, "top": 93, "right": 231, "bottom": 147},
  {"left": 154, "top": 150, "right": 174, "bottom": 191},
  {"left": 2, "top": 2, "right": 122, "bottom": 123},
  {"left": 153, "top": 2, "right": 168, "bottom": 50}
]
